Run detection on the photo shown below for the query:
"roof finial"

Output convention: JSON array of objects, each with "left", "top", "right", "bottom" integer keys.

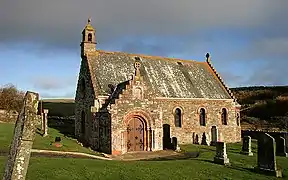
[
  {"left": 134, "top": 57, "right": 141, "bottom": 80},
  {"left": 88, "top": 17, "right": 91, "bottom": 24},
  {"left": 205, "top": 52, "right": 211, "bottom": 63}
]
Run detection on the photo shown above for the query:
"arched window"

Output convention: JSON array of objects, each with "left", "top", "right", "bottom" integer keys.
[
  {"left": 174, "top": 108, "right": 182, "bottom": 127},
  {"left": 88, "top": 33, "right": 92, "bottom": 42},
  {"left": 199, "top": 108, "right": 206, "bottom": 126},
  {"left": 81, "top": 111, "right": 85, "bottom": 134},
  {"left": 236, "top": 113, "right": 240, "bottom": 126},
  {"left": 221, "top": 108, "right": 228, "bottom": 125}
]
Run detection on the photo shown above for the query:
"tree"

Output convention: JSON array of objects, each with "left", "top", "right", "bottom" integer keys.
[{"left": 0, "top": 84, "right": 25, "bottom": 113}]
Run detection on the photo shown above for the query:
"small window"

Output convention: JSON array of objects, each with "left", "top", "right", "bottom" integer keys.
[
  {"left": 81, "top": 111, "right": 85, "bottom": 134},
  {"left": 174, "top": 108, "right": 182, "bottom": 127},
  {"left": 236, "top": 113, "right": 240, "bottom": 126},
  {"left": 221, "top": 108, "right": 228, "bottom": 125},
  {"left": 88, "top": 33, "right": 92, "bottom": 42},
  {"left": 199, "top": 108, "right": 206, "bottom": 126}
]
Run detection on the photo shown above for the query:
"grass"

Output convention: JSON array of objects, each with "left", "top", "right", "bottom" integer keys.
[
  {"left": 1, "top": 122, "right": 288, "bottom": 180},
  {"left": 0, "top": 122, "right": 98, "bottom": 155}
]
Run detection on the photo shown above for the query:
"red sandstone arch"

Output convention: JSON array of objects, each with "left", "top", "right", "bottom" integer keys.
[{"left": 123, "top": 109, "right": 153, "bottom": 152}]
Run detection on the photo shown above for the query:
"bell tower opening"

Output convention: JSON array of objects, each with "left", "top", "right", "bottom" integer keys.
[{"left": 80, "top": 18, "right": 97, "bottom": 56}]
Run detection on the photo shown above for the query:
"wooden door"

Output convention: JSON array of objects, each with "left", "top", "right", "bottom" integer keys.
[{"left": 127, "top": 118, "right": 144, "bottom": 152}]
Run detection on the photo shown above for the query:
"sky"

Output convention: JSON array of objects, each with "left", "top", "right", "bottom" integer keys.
[{"left": 0, "top": 0, "right": 287, "bottom": 99}]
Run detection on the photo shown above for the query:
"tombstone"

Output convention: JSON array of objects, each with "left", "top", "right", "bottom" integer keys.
[
  {"left": 201, "top": 132, "right": 208, "bottom": 145},
  {"left": 210, "top": 126, "right": 218, "bottom": 146},
  {"left": 55, "top": 137, "right": 61, "bottom": 142},
  {"left": 51, "top": 136, "right": 63, "bottom": 148},
  {"left": 192, "top": 132, "right": 195, "bottom": 144},
  {"left": 2, "top": 91, "right": 40, "bottom": 180},
  {"left": 254, "top": 133, "right": 282, "bottom": 178},
  {"left": 195, "top": 134, "right": 199, "bottom": 144},
  {"left": 43, "top": 109, "right": 49, "bottom": 137},
  {"left": 214, "top": 141, "right": 230, "bottom": 165},
  {"left": 41, "top": 112, "right": 44, "bottom": 131},
  {"left": 276, "top": 137, "right": 288, "bottom": 157},
  {"left": 240, "top": 136, "right": 253, "bottom": 156},
  {"left": 171, "top": 137, "right": 177, "bottom": 151}
]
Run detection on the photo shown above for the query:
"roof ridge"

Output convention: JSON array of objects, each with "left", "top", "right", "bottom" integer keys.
[{"left": 90, "top": 49, "right": 203, "bottom": 64}]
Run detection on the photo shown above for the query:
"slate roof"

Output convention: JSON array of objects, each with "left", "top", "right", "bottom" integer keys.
[{"left": 86, "top": 50, "right": 232, "bottom": 99}]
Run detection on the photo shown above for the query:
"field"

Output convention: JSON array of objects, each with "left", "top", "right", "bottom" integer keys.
[{"left": 1, "top": 122, "right": 288, "bottom": 180}]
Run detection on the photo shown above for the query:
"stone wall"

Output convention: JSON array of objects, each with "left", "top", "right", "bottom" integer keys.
[
  {"left": 89, "top": 73, "right": 242, "bottom": 154},
  {"left": 90, "top": 111, "right": 111, "bottom": 154},
  {"left": 75, "top": 56, "right": 96, "bottom": 144},
  {"left": 108, "top": 96, "right": 241, "bottom": 154}
]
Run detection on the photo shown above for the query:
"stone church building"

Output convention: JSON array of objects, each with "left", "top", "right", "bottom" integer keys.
[{"left": 75, "top": 19, "right": 241, "bottom": 155}]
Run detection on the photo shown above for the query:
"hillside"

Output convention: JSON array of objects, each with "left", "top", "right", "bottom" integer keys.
[
  {"left": 39, "top": 86, "right": 288, "bottom": 131},
  {"left": 231, "top": 86, "right": 288, "bottom": 130}
]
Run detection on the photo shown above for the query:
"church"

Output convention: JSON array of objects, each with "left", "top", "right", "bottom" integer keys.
[{"left": 75, "top": 19, "right": 242, "bottom": 155}]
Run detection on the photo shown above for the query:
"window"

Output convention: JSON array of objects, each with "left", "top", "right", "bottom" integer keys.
[
  {"left": 88, "top": 33, "right": 92, "bottom": 42},
  {"left": 199, "top": 108, "right": 206, "bottom": 126},
  {"left": 81, "top": 111, "right": 85, "bottom": 134},
  {"left": 174, "top": 108, "right": 182, "bottom": 127},
  {"left": 236, "top": 113, "right": 240, "bottom": 126},
  {"left": 221, "top": 108, "right": 228, "bottom": 125}
]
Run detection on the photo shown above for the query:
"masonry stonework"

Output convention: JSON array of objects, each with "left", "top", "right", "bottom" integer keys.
[{"left": 75, "top": 19, "right": 242, "bottom": 155}]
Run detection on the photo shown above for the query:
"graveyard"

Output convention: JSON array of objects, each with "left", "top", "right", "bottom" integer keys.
[{"left": 1, "top": 122, "right": 288, "bottom": 179}]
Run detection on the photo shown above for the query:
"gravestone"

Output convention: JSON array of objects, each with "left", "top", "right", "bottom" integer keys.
[
  {"left": 240, "top": 136, "right": 253, "bottom": 156},
  {"left": 214, "top": 141, "right": 230, "bottom": 165},
  {"left": 255, "top": 133, "right": 282, "bottom": 177},
  {"left": 51, "top": 137, "right": 63, "bottom": 148},
  {"left": 2, "top": 91, "right": 40, "bottom": 180},
  {"left": 210, "top": 126, "right": 218, "bottom": 146},
  {"left": 171, "top": 137, "right": 177, "bottom": 151},
  {"left": 43, "top": 109, "right": 49, "bottom": 137},
  {"left": 276, "top": 137, "right": 288, "bottom": 157}
]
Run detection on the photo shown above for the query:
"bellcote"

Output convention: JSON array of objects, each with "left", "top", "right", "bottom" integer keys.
[{"left": 81, "top": 18, "right": 96, "bottom": 56}]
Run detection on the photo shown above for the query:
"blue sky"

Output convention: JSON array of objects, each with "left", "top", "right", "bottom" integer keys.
[{"left": 0, "top": 1, "right": 287, "bottom": 98}]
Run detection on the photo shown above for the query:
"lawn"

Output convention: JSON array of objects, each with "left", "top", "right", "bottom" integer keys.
[
  {"left": 1, "top": 122, "right": 288, "bottom": 180},
  {"left": 0, "top": 122, "right": 98, "bottom": 155}
]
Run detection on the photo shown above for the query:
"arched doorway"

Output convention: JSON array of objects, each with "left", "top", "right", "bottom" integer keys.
[{"left": 127, "top": 117, "right": 145, "bottom": 152}]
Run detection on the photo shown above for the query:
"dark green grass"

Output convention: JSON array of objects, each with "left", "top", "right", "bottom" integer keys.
[
  {"left": 0, "top": 123, "right": 98, "bottom": 155},
  {"left": 1, "top": 122, "right": 288, "bottom": 180},
  {"left": 1, "top": 142, "right": 288, "bottom": 180}
]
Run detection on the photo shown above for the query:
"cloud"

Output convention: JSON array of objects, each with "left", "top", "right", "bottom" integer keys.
[
  {"left": 0, "top": 1, "right": 287, "bottom": 51},
  {"left": 31, "top": 76, "right": 75, "bottom": 90},
  {"left": 40, "top": 92, "right": 75, "bottom": 99},
  {"left": 1, "top": 0, "right": 288, "bottom": 88}
]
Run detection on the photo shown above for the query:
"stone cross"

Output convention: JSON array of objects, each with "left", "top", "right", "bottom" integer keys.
[
  {"left": 2, "top": 91, "right": 40, "bottom": 180},
  {"left": 43, "top": 109, "right": 49, "bottom": 137},
  {"left": 214, "top": 141, "right": 230, "bottom": 165},
  {"left": 255, "top": 133, "right": 282, "bottom": 177},
  {"left": 240, "top": 136, "right": 253, "bottom": 156},
  {"left": 276, "top": 137, "right": 288, "bottom": 157}
]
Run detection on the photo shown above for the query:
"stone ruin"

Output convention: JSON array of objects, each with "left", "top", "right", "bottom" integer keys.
[{"left": 2, "top": 91, "right": 40, "bottom": 180}]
